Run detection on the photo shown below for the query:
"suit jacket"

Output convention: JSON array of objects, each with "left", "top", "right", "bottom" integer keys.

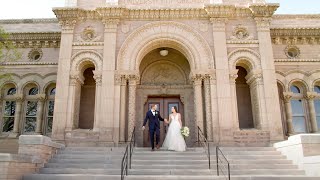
[{"left": 143, "top": 110, "right": 164, "bottom": 130}]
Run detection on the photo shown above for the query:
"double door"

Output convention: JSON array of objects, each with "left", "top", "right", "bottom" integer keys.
[{"left": 143, "top": 97, "right": 184, "bottom": 147}]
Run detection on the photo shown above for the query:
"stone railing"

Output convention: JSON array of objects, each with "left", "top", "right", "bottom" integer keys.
[{"left": 0, "top": 135, "right": 64, "bottom": 180}]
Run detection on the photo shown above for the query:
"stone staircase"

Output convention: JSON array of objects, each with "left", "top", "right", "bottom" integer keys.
[
  {"left": 0, "top": 137, "right": 19, "bottom": 154},
  {"left": 23, "top": 146, "right": 320, "bottom": 180}
]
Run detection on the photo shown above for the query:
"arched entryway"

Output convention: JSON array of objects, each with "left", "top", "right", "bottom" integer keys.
[
  {"left": 79, "top": 67, "right": 96, "bottom": 129},
  {"left": 236, "top": 66, "right": 254, "bottom": 129}
]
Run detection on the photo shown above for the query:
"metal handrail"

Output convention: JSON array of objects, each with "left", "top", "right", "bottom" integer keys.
[
  {"left": 216, "top": 146, "right": 231, "bottom": 180},
  {"left": 197, "top": 126, "right": 211, "bottom": 169},
  {"left": 121, "top": 127, "right": 135, "bottom": 180},
  {"left": 120, "top": 146, "right": 128, "bottom": 180}
]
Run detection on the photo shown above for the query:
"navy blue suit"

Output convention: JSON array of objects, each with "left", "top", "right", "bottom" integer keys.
[{"left": 143, "top": 110, "right": 164, "bottom": 149}]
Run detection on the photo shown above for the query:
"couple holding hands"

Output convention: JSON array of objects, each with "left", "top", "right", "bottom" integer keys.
[{"left": 142, "top": 104, "right": 186, "bottom": 152}]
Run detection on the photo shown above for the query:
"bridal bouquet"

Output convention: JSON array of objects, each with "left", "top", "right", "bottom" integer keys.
[{"left": 181, "top": 126, "right": 190, "bottom": 138}]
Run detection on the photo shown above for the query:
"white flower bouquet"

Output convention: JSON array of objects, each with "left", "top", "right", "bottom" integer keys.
[{"left": 181, "top": 126, "right": 190, "bottom": 138}]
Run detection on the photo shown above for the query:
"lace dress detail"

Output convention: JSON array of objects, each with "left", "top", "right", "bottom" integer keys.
[{"left": 162, "top": 113, "right": 186, "bottom": 152}]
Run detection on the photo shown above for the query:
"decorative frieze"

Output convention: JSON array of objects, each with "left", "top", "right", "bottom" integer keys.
[
  {"left": 2, "top": 62, "right": 58, "bottom": 66},
  {"left": 93, "top": 71, "right": 102, "bottom": 86},
  {"left": 210, "top": 18, "right": 227, "bottom": 31},
  {"left": 271, "top": 28, "right": 320, "bottom": 45},
  {"left": 249, "top": 4, "right": 279, "bottom": 18},
  {"left": 274, "top": 59, "right": 320, "bottom": 62},
  {"left": 8, "top": 32, "right": 61, "bottom": 48},
  {"left": 254, "top": 17, "right": 272, "bottom": 32}
]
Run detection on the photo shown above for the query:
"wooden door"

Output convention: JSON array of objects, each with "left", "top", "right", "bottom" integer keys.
[{"left": 143, "top": 97, "right": 184, "bottom": 147}]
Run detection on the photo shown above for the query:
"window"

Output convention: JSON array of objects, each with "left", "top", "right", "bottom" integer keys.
[
  {"left": 7, "top": 88, "right": 16, "bottom": 95},
  {"left": 2, "top": 101, "right": 15, "bottom": 132},
  {"left": 50, "top": 88, "right": 56, "bottom": 95},
  {"left": 28, "top": 48, "right": 43, "bottom": 61},
  {"left": 285, "top": 46, "right": 300, "bottom": 59},
  {"left": 46, "top": 101, "right": 54, "bottom": 133},
  {"left": 291, "top": 85, "right": 301, "bottom": 94},
  {"left": 291, "top": 100, "right": 307, "bottom": 133},
  {"left": 29, "top": 88, "right": 38, "bottom": 95},
  {"left": 315, "top": 100, "right": 320, "bottom": 130},
  {"left": 24, "top": 101, "right": 37, "bottom": 133},
  {"left": 315, "top": 86, "right": 320, "bottom": 94}
]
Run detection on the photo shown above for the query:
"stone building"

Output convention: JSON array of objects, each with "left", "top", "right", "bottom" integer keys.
[{"left": 0, "top": 0, "right": 320, "bottom": 147}]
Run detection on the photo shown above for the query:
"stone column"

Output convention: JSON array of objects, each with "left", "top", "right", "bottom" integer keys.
[
  {"left": 13, "top": 94, "right": 24, "bottom": 134},
  {"left": 203, "top": 74, "right": 213, "bottom": 141},
  {"left": 35, "top": 94, "right": 46, "bottom": 134},
  {"left": 229, "top": 70, "right": 239, "bottom": 129},
  {"left": 246, "top": 70, "right": 267, "bottom": 129},
  {"left": 51, "top": 14, "right": 77, "bottom": 141},
  {"left": 306, "top": 92, "right": 318, "bottom": 133},
  {"left": 119, "top": 75, "right": 128, "bottom": 142},
  {"left": 210, "top": 18, "right": 235, "bottom": 143},
  {"left": 255, "top": 16, "right": 284, "bottom": 141},
  {"left": 209, "top": 74, "right": 219, "bottom": 143},
  {"left": 128, "top": 75, "right": 139, "bottom": 141},
  {"left": 66, "top": 73, "right": 84, "bottom": 131},
  {"left": 192, "top": 74, "right": 204, "bottom": 132},
  {"left": 99, "top": 19, "right": 119, "bottom": 142},
  {"left": 283, "top": 92, "right": 294, "bottom": 135},
  {"left": 93, "top": 71, "right": 102, "bottom": 131}
]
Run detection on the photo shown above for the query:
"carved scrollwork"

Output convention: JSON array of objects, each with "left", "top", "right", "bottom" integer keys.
[
  {"left": 283, "top": 92, "right": 293, "bottom": 103},
  {"left": 77, "top": 26, "right": 101, "bottom": 42},
  {"left": 93, "top": 71, "right": 102, "bottom": 86},
  {"left": 230, "top": 24, "right": 253, "bottom": 40}
]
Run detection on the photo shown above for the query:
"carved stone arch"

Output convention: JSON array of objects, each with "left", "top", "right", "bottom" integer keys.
[
  {"left": 71, "top": 50, "right": 103, "bottom": 72},
  {"left": 228, "top": 48, "right": 261, "bottom": 72},
  {"left": 0, "top": 73, "right": 20, "bottom": 91},
  {"left": 288, "top": 79, "right": 309, "bottom": 93},
  {"left": 0, "top": 81, "right": 18, "bottom": 97},
  {"left": 19, "top": 74, "right": 42, "bottom": 94},
  {"left": 117, "top": 21, "right": 214, "bottom": 71},
  {"left": 284, "top": 70, "right": 310, "bottom": 77},
  {"left": 310, "top": 71, "right": 320, "bottom": 88},
  {"left": 42, "top": 74, "right": 57, "bottom": 94}
]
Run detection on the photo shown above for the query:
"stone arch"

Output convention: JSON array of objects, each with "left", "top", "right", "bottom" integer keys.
[
  {"left": 71, "top": 50, "right": 103, "bottom": 73},
  {"left": 0, "top": 81, "right": 18, "bottom": 97},
  {"left": 288, "top": 79, "right": 309, "bottom": 93},
  {"left": 19, "top": 75, "right": 42, "bottom": 94},
  {"left": 228, "top": 48, "right": 261, "bottom": 71},
  {"left": 117, "top": 21, "right": 214, "bottom": 71}
]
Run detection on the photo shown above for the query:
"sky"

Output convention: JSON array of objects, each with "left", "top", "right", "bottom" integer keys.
[{"left": 0, "top": 0, "right": 319, "bottom": 19}]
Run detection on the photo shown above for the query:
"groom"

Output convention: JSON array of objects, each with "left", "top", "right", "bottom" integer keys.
[{"left": 142, "top": 104, "right": 167, "bottom": 151}]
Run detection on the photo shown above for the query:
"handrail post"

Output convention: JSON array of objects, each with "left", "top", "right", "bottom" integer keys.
[
  {"left": 208, "top": 144, "right": 210, "bottom": 169},
  {"left": 228, "top": 163, "right": 231, "bottom": 180},
  {"left": 216, "top": 146, "right": 219, "bottom": 176},
  {"left": 126, "top": 146, "right": 128, "bottom": 176}
]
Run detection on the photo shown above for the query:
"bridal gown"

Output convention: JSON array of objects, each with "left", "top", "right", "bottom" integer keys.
[{"left": 162, "top": 113, "right": 186, "bottom": 152}]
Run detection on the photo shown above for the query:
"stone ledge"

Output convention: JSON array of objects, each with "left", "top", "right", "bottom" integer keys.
[
  {"left": 19, "top": 135, "right": 65, "bottom": 149},
  {"left": 274, "top": 134, "right": 320, "bottom": 148},
  {"left": 0, "top": 154, "right": 42, "bottom": 164}
]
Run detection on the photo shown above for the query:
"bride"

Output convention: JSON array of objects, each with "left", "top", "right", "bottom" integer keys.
[{"left": 162, "top": 106, "right": 186, "bottom": 152}]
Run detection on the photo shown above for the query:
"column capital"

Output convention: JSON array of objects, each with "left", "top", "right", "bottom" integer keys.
[
  {"left": 305, "top": 92, "right": 317, "bottom": 100},
  {"left": 254, "top": 17, "right": 272, "bottom": 32},
  {"left": 93, "top": 70, "right": 102, "bottom": 86},
  {"left": 246, "top": 69, "right": 263, "bottom": 85},
  {"left": 70, "top": 72, "right": 84, "bottom": 86},
  {"left": 283, "top": 92, "right": 293, "bottom": 103},
  {"left": 210, "top": 18, "right": 228, "bottom": 31},
  {"left": 190, "top": 74, "right": 204, "bottom": 85},
  {"left": 36, "top": 94, "right": 47, "bottom": 102},
  {"left": 102, "top": 19, "right": 120, "bottom": 32},
  {"left": 58, "top": 19, "right": 77, "bottom": 32},
  {"left": 128, "top": 74, "right": 140, "bottom": 85},
  {"left": 229, "top": 69, "right": 239, "bottom": 83},
  {"left": 13, "top": 94, "right": 24, "bottom": 102}
]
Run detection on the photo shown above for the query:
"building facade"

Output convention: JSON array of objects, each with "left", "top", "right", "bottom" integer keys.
[{"left": 0, "top": 0, "right": 320, "bottom": 147}]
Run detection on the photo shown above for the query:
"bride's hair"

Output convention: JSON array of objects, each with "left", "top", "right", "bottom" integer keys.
[{"left": 173, "top": 106, "right": 178, "bottom": 113}]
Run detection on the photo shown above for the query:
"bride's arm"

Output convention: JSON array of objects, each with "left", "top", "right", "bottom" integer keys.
[{"left": 178, "top": 113, "right": 182, "bottom": 127}]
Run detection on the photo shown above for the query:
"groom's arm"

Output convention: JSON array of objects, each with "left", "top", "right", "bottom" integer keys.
[
  {"left": 143, "top": 112, "right": 149, "bottom": 127},
  {"left": 158, "top": 113, "right": 164, "bottom": 121}
]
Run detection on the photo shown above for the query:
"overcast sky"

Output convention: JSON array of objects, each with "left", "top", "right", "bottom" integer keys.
[{"left": 0, "top": 0, "right": 319, "bottom": 19}]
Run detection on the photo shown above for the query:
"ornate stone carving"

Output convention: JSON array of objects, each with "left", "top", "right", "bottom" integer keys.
[
  {"left": 8, "top": 32, "right": 60, "bottom": 48},
  {"left": 121, "top": 23, "right": 130, "bottom": 33},
  {"left": 77, "top": 26, "right": 101, "bottom": 42},
  {"left": 93, "top": 71, "right": 102, "bottom": 86},
  {"left": 58, "top": 19, "right": 77, "bottom": 31},
  {"left": 210, "top": 18, "right": 227, "bottom": 32},
  {"left": 305, "top": 92, "right": 317, "bottom": 100},
  {"left": 230, "top": 24, "right": 253, "bottom": 40},
  {"left": 36, "top": 94, "right": 47, "bottom": 102},
  {"left": 199, "top": 22, "right": 208, "bottom": 32},
  {"left": 285, "top": 45, "right": 300, "bottom": 59},
  {"left": 141, "top": 63, "right": 186, "bottom": 85},
  {"left": 13, "top": 94, "right": 24, "bottom": 102},
  {"left": 102, "top": 19, "right": 120, "bottom": 32},
  {"left": 254, "top": 17, "right": 272, "bottom": 32},
  {"left": 246, "top": 70, "right": 263, "bottom": 86},
  {"left": 229, "top": 70, "right": 239, "bottom": 83},
  {"left": 283, "top": 92, "right": 293, "bottom": 103},
  {"left": 69, "top": 73, "right": 84, "bottom": 86},
  {"left": 28, "top": 48, "right": 43, "bottom": 61}
]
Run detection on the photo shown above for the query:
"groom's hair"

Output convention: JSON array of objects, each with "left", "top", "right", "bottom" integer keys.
[{"left": 151, "top": 104, "right": 156, "bottom": 108}]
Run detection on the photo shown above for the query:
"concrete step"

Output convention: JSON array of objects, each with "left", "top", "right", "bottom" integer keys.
[
  {"left": 49, "top": 158, "right": 121, "bottom": 163},
  {"left": 53, "top": 154, "right": 124, "bottom": 159},
  {"left": 63, "top": 147, "right": 126, "bottom": 151},
  {"left": 230, "top": 169, "right": 306, "bottom": 175},
  {"left": 23, "top": 174, "right": 120, "bottom": 180},
  {"left": 129, "top": 169, "right": 215, "bottom": 176},
  {"left": 215, "top": 151, "right": 281, "bottom": 155},
  {"left": 39, "top": 168, "right": 120, "bottom": 175},
  {"left": 217, "top": 147, "right": 276, "bottom": 151}
]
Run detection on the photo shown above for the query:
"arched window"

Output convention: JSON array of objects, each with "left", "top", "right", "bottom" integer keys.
[
  {"left": 29, "top": 87, "right": 38, "bottom": 95},
  {"left": 291, "top": 85, "right": 300, "bottom": 94},
  {"left": 45, "top": 86, "right": 56, "bottom": 136},
  {"left": 315, "top": 85, "right": 320, "bottom": 130},
  {"left": 290, "top": 84, "right": 307, "bottom": 133},
  {"left": 7, "top": 88, "right": 16, "bottom": 95},
  {"left": 315, "top": 86, "right": 320, "bottom": 94},
  {"left": 50, "top": 88, "right": 56, "bottom": 95}
]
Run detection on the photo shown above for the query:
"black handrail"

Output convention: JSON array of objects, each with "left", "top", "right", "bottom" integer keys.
[
  {"left": 197, "top": 126, "right": 211, "bottom": 169},
  {"left": 120, "top": 146, "right": 128, "bottom": 180},
  {"left": 121, "top": 127, "right": 136, "bottom": 180},
  {"left": 216, "top": 146, "right": 231, "bottom": 180}
]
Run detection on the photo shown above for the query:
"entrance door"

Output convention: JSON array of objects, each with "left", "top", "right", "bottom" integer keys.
[{"left": 143, "top": 97, "right": 184, "bottom": 147}]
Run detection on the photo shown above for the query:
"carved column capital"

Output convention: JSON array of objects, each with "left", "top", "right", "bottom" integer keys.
[
  {"left": 246, "top": 69, "right": 263, "bottom": 86},
  {"left": 58, "top": 19, "right": 77, "bottom": 32},
  {"left": 305, "top": 92, "right": 317, "bottom": 100},
  {"left": 93, "top": 70, "right": 102, "bottom": 86},
  {"left": 102, "top": 19, "right": 120, "bottom": 33},
  {"left": 36, "top": 94, "right": 47, "bottom": 102},
  {"left": 70, "top": 72, "right": 84, "bottom": 86},
  {"left": 190, "top": 74, "right": 203, "bottom": 86},
  {"left": 210, "top": 18, "right": 228, "bottom": 31},
  {"left": 254, "top": 17, "right": 272, "bottom": 32},
  {"left": 283, "top": 92, "right": 293, "bottom": 103},
  {"left": 229, "top": 69, "right": 239, "bottom": 83},
  {"left": 128, "top": 74, "right": 140, "bottom": 85},
  {"left": 13, "top": 94, "right": 24, "bottom": 103}
]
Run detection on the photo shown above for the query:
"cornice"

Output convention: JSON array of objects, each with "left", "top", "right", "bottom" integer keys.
[
  {"left": 249, "top": 3, "right": 279, "bottom": 17},
  {"left": 227, "top": 40, "right": 259, "bottom": 44},
  {"left": 0, "top": 18, "right": 58, "bottom": 24},
  {"left": 273, "top": 14, "right": 320, "bottom": 19},
  {"left": 271, "top": 28, "right": 320, "bottom": 36},
  {"left": 2, "top": 62, "right": 58, "bottom": 66},
  {"left": 6, "top": 32, "right": 61, "bottom": 48},
  {"left": 275, "top": 59, "right": 320, "bottom": 62}
]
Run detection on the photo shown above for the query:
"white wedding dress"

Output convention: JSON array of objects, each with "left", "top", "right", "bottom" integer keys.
[{"left": 162, "top": 113, "right": 187, "bottom": 152}]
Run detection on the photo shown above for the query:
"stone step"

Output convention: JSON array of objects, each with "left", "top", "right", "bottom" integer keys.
[
  {"left": 217, "top": 147, "right": 276, "bottom": 151},
  {"left": 53, "top": 154, "right": 125, "bottom": 159},
  {"left": 129, "top": 169, "right": 215, "bottom": 176},
  {"left": 132, "top": 159, "right": 293, "bottom": 165},
  {"left": 132, "top": 155, "right": 285, "bottom": 160},
  {"left": 58, "top": 151, "right": 126, "bottom": 155},
  {"left": 44, "top": 163, "right": 121, "bottom": 169},
  {"left": 230, "top": 169, "right": 306, "bottom": 176},
  {"left": 63, "top": 147, "right": 126, "bottom": 151},
  {"left": 23, "top": 174, "right": 120, "bottom": 180},
  {"left": 126, "top": 175, "right": 320, "bottom": 180},
  {"left": 49, "top": 158, "right": 121, "bottom": 163},
  {"left": 214, "top": 151, "right": 281, "bottom": 155},
  {"left": 39, "top": 168, "right": 120, "bottom": 175}
]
